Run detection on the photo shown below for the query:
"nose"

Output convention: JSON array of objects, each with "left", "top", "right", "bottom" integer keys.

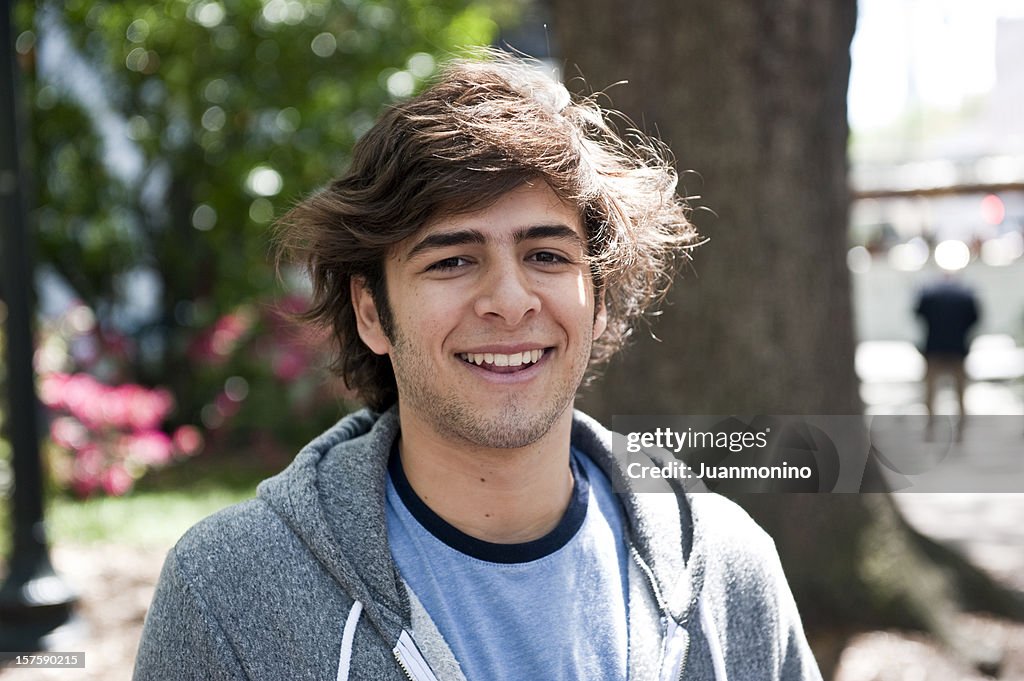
[{"left": 473, "top": 260, "right": 540, "bottom": 326}]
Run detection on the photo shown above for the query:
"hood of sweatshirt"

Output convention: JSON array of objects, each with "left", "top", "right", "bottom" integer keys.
[{"left": 256, "top": 406, "right": 707, "bottom": 647}]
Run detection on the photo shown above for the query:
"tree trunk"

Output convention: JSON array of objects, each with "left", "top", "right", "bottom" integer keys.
[
  {"left": 551, "top": 0, "right": 1022, "bottom": 676},
  {"left": 556, "top": 0, "right": 858, "bottom": 415}
]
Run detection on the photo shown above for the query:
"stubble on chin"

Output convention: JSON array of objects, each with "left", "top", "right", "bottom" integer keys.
[
  {"left": 431, "top": 391, "right": 572, "bottom": 450},
  {"left": 390, "top": 343, "right": 588, "bottom": 451}
]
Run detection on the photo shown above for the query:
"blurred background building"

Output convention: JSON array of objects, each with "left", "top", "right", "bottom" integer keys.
[{"left": 846, "top": 0, "right": 1024, "bottom": 413}]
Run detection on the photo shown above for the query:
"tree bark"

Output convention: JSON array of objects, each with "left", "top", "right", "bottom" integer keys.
[
  {"left": 551, "top": 0, "right": 1022, "bottom": 676},
  {"left": 555, "top": 0, "right": 858, "bottom": 415}
]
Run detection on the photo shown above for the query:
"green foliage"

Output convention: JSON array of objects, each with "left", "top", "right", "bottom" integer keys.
[
  {"left": 18, "top": 0, "right": 499, "bottom": 371},
  {"left": 10, "top": 0, "right": 505, "bottom": 480}
]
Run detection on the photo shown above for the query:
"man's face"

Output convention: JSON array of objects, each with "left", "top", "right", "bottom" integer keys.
[{"left": 353, "top": 182, "right": 607, "bottom": 450}]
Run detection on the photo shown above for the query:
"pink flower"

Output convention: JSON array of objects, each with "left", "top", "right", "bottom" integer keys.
[
  {"left": 124, "top": 431, "right": 174, "bottom": 466},
  {"left": 101, "top": 384, "right": 135, "bottom": 429},
  {"left": 60, "top": 374, "right": 109, "bottom": 428},
  {"left": 43, "top": 373, "right": 175, "bottom": 432},
  {"left": 74, "top": 444, "right": 104, "bottom": 476},
  {"left": 50, "top": 416, "right": 88, "bottom": 449},
  {"left": 121, "top": 386, "right": 174, "bottom": 431},
  {"left": 35, "top": 311, "right": 203, "bottom": 498},
  {"left": 101, "top": 465, "right": 134, "bottom": 496},
  {"left": 71, "top": 476, "right": 100, "bottom": 498},
  {"left": 172, "top": 425, "right": 204, "bottom": 456},
  {"left": 39, "top": 372, "right": 71, "bottom": 409},
  {"left": 187, "top": 308, "right": 255, "bottom": 364}
]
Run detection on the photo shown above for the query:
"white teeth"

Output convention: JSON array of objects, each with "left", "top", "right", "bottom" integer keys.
[{"left": 461, "top": 349, "right": 546, "bottom": 367}]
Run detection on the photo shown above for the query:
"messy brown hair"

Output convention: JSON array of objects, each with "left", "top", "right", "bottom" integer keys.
[{"left": 275, "top": 50, "right": 699, "bottom": 411}]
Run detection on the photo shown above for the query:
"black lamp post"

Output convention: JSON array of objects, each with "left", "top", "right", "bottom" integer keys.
[{"left": 0, "top": 0, "right": 78, "bottom": 654}]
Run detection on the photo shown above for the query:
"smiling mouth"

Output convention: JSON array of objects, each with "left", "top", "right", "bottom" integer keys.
[{"left": 458, "top": 349, "right": 547, "bottom": 373}]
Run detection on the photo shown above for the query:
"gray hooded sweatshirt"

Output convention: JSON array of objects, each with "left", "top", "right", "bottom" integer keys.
[{"left": 133, "top": 408, "right": 822, "bottom": 680}]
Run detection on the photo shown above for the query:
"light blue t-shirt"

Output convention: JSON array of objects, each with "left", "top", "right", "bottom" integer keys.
[{"left": 385, "top": 446, "right": 630, "bottom": 681}]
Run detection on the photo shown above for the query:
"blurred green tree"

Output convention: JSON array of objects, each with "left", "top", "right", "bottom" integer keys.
[{"left": 14, "top": 0, "right": 504, "bottom": 430}]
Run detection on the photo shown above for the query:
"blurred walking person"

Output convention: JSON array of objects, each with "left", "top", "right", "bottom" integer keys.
[{"left": 915, "top": 275, "right": 980, "bottom": 438}]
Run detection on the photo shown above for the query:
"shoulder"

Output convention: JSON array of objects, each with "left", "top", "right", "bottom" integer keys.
[
  {"left": 690, "top": 493, "right": 783, "bottom": 582},
  {"left": 689, "top": 494, "right": 799, "bottom": 635},
  {"left": 175, "top": 498, "right": 285, "bottom": 557},
  {"left": 167, "top": 498, "right": 308, "bottom": 594},
  {"left": 157, "top": 496, "right": 355, "bottom": 636},
  {"left": 691, "top": 496, "right": 822, "bottom": 679},
  {"left": 690, "top": 493, "right": 775, "bottom": 553}
]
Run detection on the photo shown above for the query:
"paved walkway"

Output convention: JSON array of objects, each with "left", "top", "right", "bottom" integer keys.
[
  {"left": 0, "top": 544, "right": 166, "bottom": 681},
  {"left": 863, "top": 366, "right": 1024, "bottom": 592}
]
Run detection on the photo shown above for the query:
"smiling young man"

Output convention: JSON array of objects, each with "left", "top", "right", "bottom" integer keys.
[
  {"left": 134, "top": 54, "right": 822, "bottom": 681},
  {"left": 357, "top": 182, "right": 604, "bottom": 548}
]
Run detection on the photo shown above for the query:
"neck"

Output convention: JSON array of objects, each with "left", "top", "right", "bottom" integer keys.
[{"left": 396, "top": 408, "right": 576, "bottom": 544}]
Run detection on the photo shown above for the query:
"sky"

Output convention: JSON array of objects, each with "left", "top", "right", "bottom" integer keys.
[{"left": 849, "top": 0, "right": 1024, "bottom": 130}]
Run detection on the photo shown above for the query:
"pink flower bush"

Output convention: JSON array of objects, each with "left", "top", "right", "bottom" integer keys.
[
  {"left": 37, "top": 294, "right": 350, "bottom": 497},
  {"left": 41, "top": 373, "right": 174, "bottom": 431},
  {"left": 41, "top": 371, "right": 202, "bottom": 498}
]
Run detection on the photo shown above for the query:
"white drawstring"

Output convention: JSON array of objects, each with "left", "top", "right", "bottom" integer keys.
[
  {"left": 336, "top": 600, "right": 364, "bottom": 681},
  {"left": 700, "top": 597, "right": 729, "bottom": 681}
]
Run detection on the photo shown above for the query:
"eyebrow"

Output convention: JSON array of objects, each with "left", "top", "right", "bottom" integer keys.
[{"left": 405, "top": 223, "right": 584, "bottom": 260}]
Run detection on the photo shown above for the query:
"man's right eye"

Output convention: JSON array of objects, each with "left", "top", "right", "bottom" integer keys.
[{"left": 426, "top": 256, "right": 469, "bottom": 272}]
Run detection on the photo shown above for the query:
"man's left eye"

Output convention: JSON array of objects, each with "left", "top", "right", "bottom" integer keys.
[{"left": 530, "top": 251, "right": 570, "bottom": 264}]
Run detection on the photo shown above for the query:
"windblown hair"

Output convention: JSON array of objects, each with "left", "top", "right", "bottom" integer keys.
[{"left": 275, "top": 50, "right": 699, "bottom": 411}]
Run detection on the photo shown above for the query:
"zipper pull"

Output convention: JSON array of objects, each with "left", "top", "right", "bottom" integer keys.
[
  {"left": 393, "top": 630, "right": 441, "bottom": 681},
  {"left": 660, "top": 618, "right": 690, "bottom": 681}
]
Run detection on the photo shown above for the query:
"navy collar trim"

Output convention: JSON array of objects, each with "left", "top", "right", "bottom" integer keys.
[{"left": 387, "top": 441, "right": 590, "bottom": 564}]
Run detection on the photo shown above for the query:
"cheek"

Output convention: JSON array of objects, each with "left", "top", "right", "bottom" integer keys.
[
  {"left": 393, "top": 288, "right": 460, "bottom": 348},
  {"left": 570, "top": 272, "right": 604, "bottom": 336},
  {"left": 575, "top": 273, "right": 588, "bottom": 307}
]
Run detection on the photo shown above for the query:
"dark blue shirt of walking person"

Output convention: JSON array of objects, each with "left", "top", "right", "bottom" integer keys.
[
  {"left": 915, "top": 276, "right": 980, "bottom": 436},
  {"left": 915, "top": 277, "right": 980, "bottom": 357}
]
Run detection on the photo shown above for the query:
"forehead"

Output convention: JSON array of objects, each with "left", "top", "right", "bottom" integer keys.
[{"left": 396, "top": 182, "right": 585, "bottom": 258}]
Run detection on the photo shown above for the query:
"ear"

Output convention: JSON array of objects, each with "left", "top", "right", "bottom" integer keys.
[
  {"left": 593, "top": 289, "right": 608, "bottom": 340},
  {"left": 351, "top": 276, "right": 391, "bottom": 356}
]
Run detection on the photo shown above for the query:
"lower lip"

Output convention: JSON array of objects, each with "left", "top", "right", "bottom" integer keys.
[{"left": 457, "top": 351, "right": 551, "bottom": 384}]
